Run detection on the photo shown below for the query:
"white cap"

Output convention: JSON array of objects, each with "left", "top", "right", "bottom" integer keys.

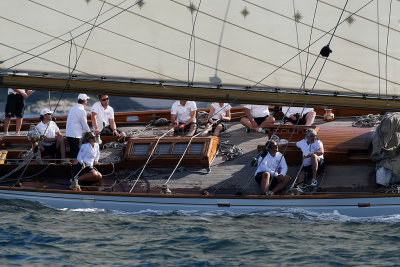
[
  {"left": 78, "top": 93, "right": 90, "bottom": 100},
  {"left": 40, "top": 108, "right": 53, "bottom": 115}
]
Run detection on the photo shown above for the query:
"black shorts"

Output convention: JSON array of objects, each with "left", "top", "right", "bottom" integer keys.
[
  {"left": 100, "top": 125, "right": 122, "bottom": 136},
  {"left": 67, "top": 137, "right": 81, "bottom": 158},
  {"left": 283, "top": 112, "right": 309, "bottom": 125},
  {"left": 301, "top": 158, "right": 325, "bottom": 176},
  {"left": 5, "top": 94, "right": 25, "bottom": 118},
  {"left": 74, "top": 163, "right": 94, "bottom": 178},
  {"left": 41, "top": 142, "right": 57, "bottom": 157},
  {"left": 254, "top": 116, "right": 269, "bottom": 125},
  {"left": 211, "top": 120, "right": 227, "bottom": 133},
  {"left": 254, "top": 172, "right": 279, "bottom": 190},
  {"left": 175, "top": 122, "right": 196, "bottom": 132}
]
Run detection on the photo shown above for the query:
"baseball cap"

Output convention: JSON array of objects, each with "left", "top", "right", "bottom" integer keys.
[
  {"left": 78, "top": 93, "right": 90, "bottom": 100},
  {"left": 40, "top": 108, "right": 53, "bottom": 115}
]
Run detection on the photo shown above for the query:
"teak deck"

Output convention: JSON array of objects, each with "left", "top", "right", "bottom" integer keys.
[{"left": 0, "top": 115, "right": 379, "bottom": 195}]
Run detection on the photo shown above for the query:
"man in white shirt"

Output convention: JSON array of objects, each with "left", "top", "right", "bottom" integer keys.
[
  {"left": 35, "top": 108, "right": 66, "bottom": 162},
  {"left": 201, "top": 102, "right": 231, "bottom": 136},
  {"left": 254, "top": 140, "right": 291, "bottom": 195},
  {"left": 91, "top": 95, "right": 125, "bottom": 137},
  {"left": 282, "top": 106, "right": 316, "bottom": 126},
  {"left": 168, "top": 100, "right": 197, "bottom": 136},
  {"left": 4, "top": 88, "right": 33, "bottom": 136},
  {"left": 240, "top": 104, "right": 275, "bottom": 133},
  {"left": 66, "top": 94, "right": 91, "bottom": 159},
  {"left": 296, "top": 128, "right": 324, "bottom": 187}
]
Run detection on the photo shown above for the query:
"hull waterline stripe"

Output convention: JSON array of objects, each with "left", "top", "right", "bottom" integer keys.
[{"left": 1, "top": 191, "right": 400, "bottom": 208}]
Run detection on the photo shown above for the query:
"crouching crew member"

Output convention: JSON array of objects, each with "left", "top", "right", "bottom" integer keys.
[{"left": 76, "top": 132, "right": 102, "bottom": 190}]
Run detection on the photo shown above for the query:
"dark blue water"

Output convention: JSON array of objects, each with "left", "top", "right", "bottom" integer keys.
[{"left": 1, "top": 199, "right": 400, "bottom": 266}]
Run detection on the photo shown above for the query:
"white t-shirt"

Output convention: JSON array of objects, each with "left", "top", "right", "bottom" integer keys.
[
  {"left": 91, "top": 101, "right": 115, "bottom": 131},
  {"left": 244, "top": 104, "right": 270, "bottom": 118},
  {"left": 282, "top": 106, "right": 314, "bottom": 117},
  {"left": 296, "top": 139, "right": 324, "bottom": 166},
  {"left": 8, "top": 88, "right": 26, "bottom": 94},
  {"left": 210, "top": 103, "right": 231, "bottom": 120},
  {"left": 66, "top": 103, "right": 90, "bottom": 138},
  {"left": 77, "top": 143, "right": 100, "bottom": 167},
  {"left": 255, "top": 152, "right": 288, "bottom": 177},
  {"left": 171, "top": 101, "right": 197, "bottom": 123},
  {"left": 35, "top": 121, "right": 60, "bottom": 146}
]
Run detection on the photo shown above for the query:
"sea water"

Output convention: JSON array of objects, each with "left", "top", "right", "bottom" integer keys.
[{"left": 1, "top": 199, "right": 400, "bottom": 267}]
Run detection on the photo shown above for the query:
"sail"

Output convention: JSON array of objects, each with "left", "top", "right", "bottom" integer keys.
[{"left": 1, "top": 0, "right": 400, "bottom": 105}]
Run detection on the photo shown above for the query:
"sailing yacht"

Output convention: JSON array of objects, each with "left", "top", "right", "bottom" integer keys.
[{"left": 1, "top": 0, "right": 400, "bottom": 217}]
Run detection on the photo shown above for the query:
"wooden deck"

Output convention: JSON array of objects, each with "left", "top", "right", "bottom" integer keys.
[{"left": 0, "top": 115, "right": 379, "bottom": 195}]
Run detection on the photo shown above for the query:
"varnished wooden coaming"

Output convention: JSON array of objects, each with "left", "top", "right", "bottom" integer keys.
[
  {"left": 1, "top": 107, "right": 385, "bottom": 131},
  {"left": 258, "top": 125, "right": 374, "bottom": 166}
]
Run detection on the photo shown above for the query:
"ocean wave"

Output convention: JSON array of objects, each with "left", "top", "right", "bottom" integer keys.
[{"left": 54, "top": 206, "right": 400, "bottom": 223}]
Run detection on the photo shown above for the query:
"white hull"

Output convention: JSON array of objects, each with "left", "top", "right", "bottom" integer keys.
[{"left": 1, "top": 189, "right": 400, "bottom": 217}]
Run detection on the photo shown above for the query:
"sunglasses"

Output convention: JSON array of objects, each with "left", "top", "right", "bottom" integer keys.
[{"left": 101, "top": 98, "right": 109, "bottom": 101}]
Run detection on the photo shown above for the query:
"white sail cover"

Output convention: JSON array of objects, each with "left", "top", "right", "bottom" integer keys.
[{"left": 1, "top": 0, "right": 400, "bottom": 97}]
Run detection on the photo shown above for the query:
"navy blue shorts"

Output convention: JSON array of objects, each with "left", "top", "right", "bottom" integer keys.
[
  {"left": 211, "top": 120, "right": 227, "bottom": 133},
  {"left": 5, "top": 94, "right": 25, "bottom": 118},
  {"left": 175, "top": 122, "right": 196, "bottom": 132},
  {"left": 67, "top": 137, "right": 81, "bottom": 158},
  {"left": 254, "top": 116, "right": 269, "bottom": 125},
  {"left": 254, "top": 172, "right": 279, "bottom": 189},
  {"left": 41, "top": 142, "right": 57, "bottom": 157},
  {"left": 283, "top": 112, "right": 309, "bottom": 125},
  {"left": 301, "top": 158, "right": 325, "bottom": 176}
]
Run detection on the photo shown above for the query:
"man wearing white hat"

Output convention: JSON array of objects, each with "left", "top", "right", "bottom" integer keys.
[
  {"left": 35, "top": 108, "right": 66, "bottom": 162},
  {"left": 66, "top": 94, "right": 91, "bottom": 159}
]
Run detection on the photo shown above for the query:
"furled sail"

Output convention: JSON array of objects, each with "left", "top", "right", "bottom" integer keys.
[{"left": 1, "top": 0, "right": 400, "bottom": 108}]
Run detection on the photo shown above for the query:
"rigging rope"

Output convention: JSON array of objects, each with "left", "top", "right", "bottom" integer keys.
[
  {"left": 376, "top": 0, "right": 381, "bottom": 97},
  {"left": 292, "top": 0, "right": 304, "bottom": 85},
  {"left": 385, "top": 0, "right": 394, "bottom": 102},
  {"left": 187, "top": 0, "right": 202, "bottom": 85},
  {"left": 129, "top": 128, "right": 174, "bottom": 193},
  {"left": 304, "top": 0, "right": 319, "bottom": 89},
  {"left": 163, "top": 126, "right": 211, "bottom": 187},
  {"left": 352, "top": 114, "right": 383, "bottom": 128}
]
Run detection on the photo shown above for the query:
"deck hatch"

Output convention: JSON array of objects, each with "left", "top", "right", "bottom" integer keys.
[
  {"left": 172, "top": 143, "right": 187, "bottom": 154},
  {"left": 188, "top": 143, "right": 204, "bottom": 154},
  {"left": 156, "top": 143, "right": 171, "bottom": 154},
  {"left": 124, "top": 136, "right": 218, "bottom": 166},
  {"left": 131, "top": 144, "right": 150, "bottom": 155}
]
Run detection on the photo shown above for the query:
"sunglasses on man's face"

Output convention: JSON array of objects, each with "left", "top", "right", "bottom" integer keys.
[{"left": 101, "top": 98, "right": 109, "bottom": 101}]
